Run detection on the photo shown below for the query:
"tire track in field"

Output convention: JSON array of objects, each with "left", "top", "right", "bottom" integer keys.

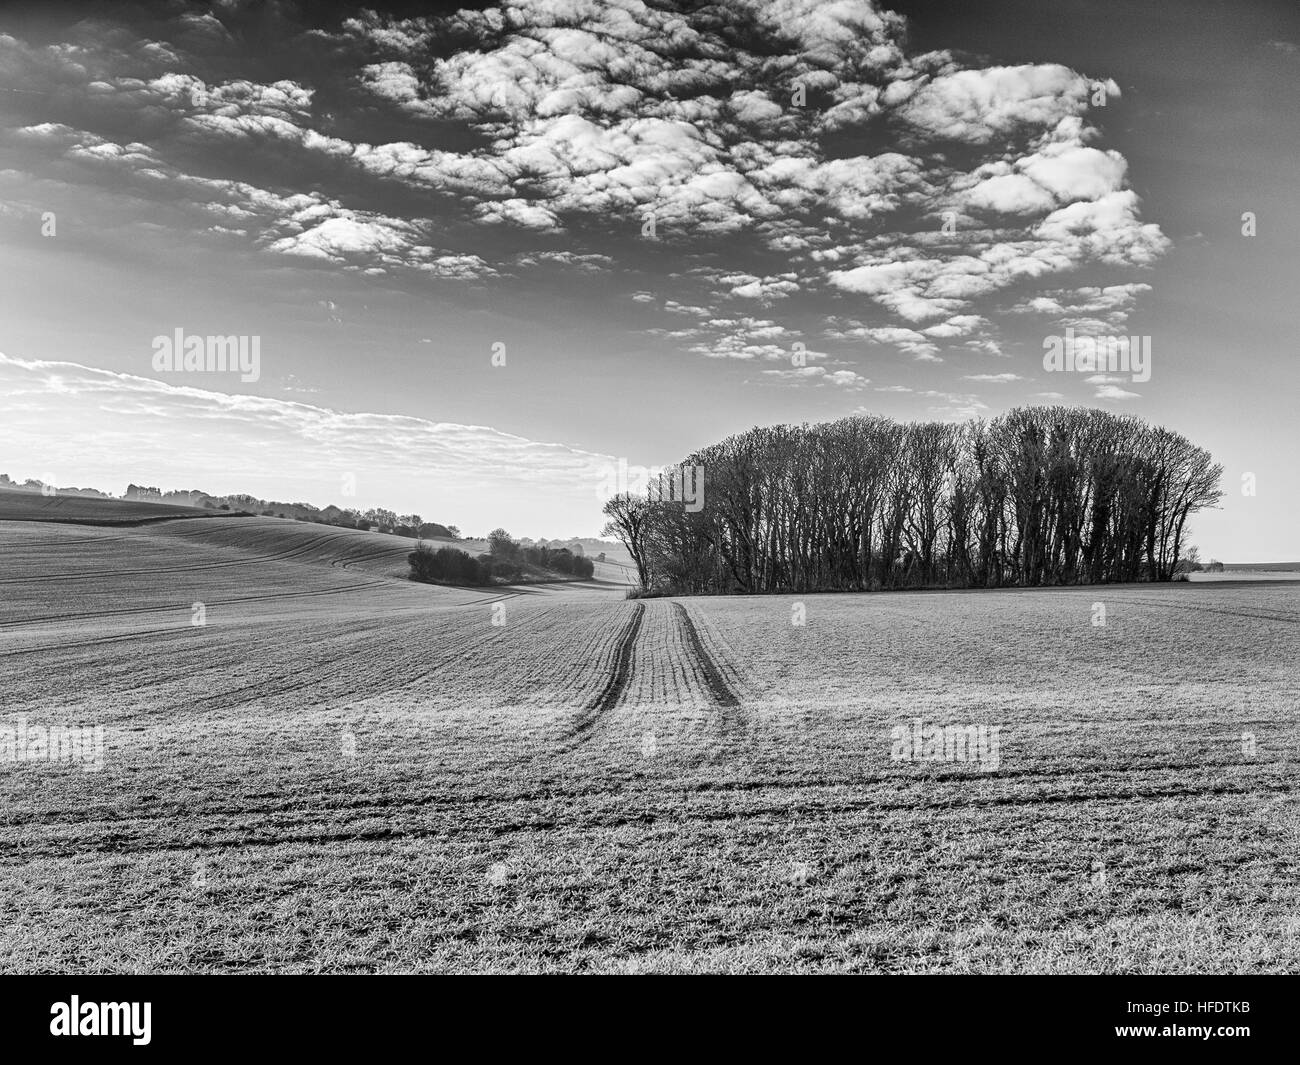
[
  {"left": 11, "top": 778, "right": 1296, "bottom": 861},
  {"left": 329, "top": 544, "right": 408, "bottom": 571},
  {"left": 180, "top": 625, "right": 401, "bottom": 713},
  {"left": 1116, "top": 595, "right": 1300, "bottom": 626},
  {"left": 0, "top": 528, "right": 362, "bottom": 585},
  {"left": 0, "top": 579, "right": 386, "bottom": 634},
  {"left": 382, "top": 606, "right": 557, "bottom": 694},
  {"left": 457, "top": 590, "right": 521, "bottom": 607},
  {"left": 0, "top": 625, "right": 194, "bottom": 659},
  {"left": 671, "top": 602, "right": 742, "bottom": 713},
  {"left": 158, "top": 601, "right": 532, "bottom": 711},
  {"left": 185, "top": 601, "right": 563, "bottom": 708},
  {"left": 11, "top": 757, "right": 1293, "bottom": 833},
  {"left": 668, "top": 601, "right": 754, "bottom": 765},
  {"left": 0, "top": 533, "right": 134, "bottom": 548},
  {"left": 563, "top": 601, "right": 645, "bottom": 740}
]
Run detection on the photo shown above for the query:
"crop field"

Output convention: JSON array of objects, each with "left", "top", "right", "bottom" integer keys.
[
  {"left": 0, "top": 488, "right": 226, "bottom": 524},
  {"left": 1, "top": 513, "right": 1298, "bottom": 973}
]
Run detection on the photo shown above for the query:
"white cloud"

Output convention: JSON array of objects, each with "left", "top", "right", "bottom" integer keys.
[
  {"left": 0, "top": 1, "right": 1169, "bottom": 388},
  {"left": 895, "top": 65, "right": 1107, "bottom": 144},
  {"left": 1094, "top": 383, "right": 1140, "bottom": 400},
  {"left": 0, "top": 352, "right": 614, "bottom": 534}
]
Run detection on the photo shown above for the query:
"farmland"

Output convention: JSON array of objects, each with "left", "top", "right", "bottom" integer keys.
[
  {"left": 1, "top": 510, "right": 1298, "bottom": 973},
  {"left": 0, "top": 487, "right": 234, "bottom": 524}
]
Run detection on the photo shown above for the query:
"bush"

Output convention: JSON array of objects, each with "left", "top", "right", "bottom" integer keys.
[
  {"left": 488, "top": 528, "right": 519, "bottom": 560},
  {"left": 411, "top": 533, "right": 598, "bottom": 584},
  {"left": 408, "top": 543, "right": 490, "bottom": 586},
  {"left": 625, "top": 586, "right": 670, "bottom": 599},
  {"left": 477, "top": 553, "right": 521, "bottom": 582}
]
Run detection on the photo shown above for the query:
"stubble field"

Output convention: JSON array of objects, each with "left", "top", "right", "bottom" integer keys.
[{"left": 1, "top": 510, "right": 1297, "bottom": 973}]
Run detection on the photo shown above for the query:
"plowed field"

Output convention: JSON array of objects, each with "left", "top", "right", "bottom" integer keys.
[{"left": 2, "top": 512, "right": 1297, "bottom": 972}]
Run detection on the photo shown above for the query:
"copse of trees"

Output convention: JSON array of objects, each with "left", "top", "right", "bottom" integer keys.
[
  {"left": 407, "top": 543, "right": 490, "bottom": 586},
  {"left": 543, "top": 548, "right": 595, "bottom": 579},
  {"left": 409, "top": 531, "right": 596, "bottom": 586},
  {"left": 487, "top": 528, "right": 596, "bottom": 579},
  {"left": 603, "top": 407, "right": 1223, "bottom": 595}
]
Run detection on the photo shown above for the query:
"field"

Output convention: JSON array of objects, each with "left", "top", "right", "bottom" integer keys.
[
  {"left": 1, "top": 510, "right": 1298, "bottom": 973},
  {"left": 0, "top": 487, "right": 232, "bottom": 524}
]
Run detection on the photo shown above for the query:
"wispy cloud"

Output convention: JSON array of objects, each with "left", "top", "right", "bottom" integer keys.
[{"left": 0, "top": 353, "right": 617, "bottom": 535}]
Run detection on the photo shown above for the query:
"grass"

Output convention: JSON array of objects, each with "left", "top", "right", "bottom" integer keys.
[{"left": 1, "top": 514, "right": 1297, "bottom": 972}]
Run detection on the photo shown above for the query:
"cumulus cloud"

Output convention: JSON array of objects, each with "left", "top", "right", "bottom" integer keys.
[
  {"left": 828, "top": 323, "right": 941, "bottom": 362},
  {"left": 1094, "top": 383, "right": 1140, "bottom": 400},
  {"left": 894, "top": 65, "right": 1108, "bottom": 144},
  {"left": 761, "top": 365, "right": 868, "bottom": 389},
  {"left": 0, "top": 0, "right": 1169, "bottom": 386}
]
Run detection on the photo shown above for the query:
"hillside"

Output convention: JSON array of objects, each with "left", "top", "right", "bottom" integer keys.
[
  {"left": 0, "top": 486, "right": 241, "bottom": 525},
  {"left": 0, "top": 504, "right": 632, "bottom": 590}
]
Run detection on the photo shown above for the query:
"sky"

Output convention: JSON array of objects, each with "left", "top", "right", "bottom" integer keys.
[{"left": 0, "top": 0, "right": 1295, "bottom": 557}]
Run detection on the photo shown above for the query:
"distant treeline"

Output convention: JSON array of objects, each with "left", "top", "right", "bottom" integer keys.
[
  {"left": 189, "top": 495, "right": 459, "bottom": 540},
  {"left": 408, "top": 528, "right": 595, "bottom": 587},
  {"left": 0, "top": 475, "right": 114, "bottom": 499},
  {"left": 603, "top": 407, "right": 1223, "bottom": 595}
]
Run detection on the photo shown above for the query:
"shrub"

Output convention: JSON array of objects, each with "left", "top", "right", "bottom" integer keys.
[
  {"left": 625, "top": 586, "right": 669, "bottom": 600},
  {"left": 488, "top": 528, "right": 519, "bottom": 560},
  {"left": 408, "top": 542, "right": 490, "bottom": 586}
]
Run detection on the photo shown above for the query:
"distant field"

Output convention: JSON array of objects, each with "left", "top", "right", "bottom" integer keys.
[
  {"left": 1189, "top": 563, "right": 1300, "bottom": 581},
  {"left": 1189, "top": 570, "right": 1300, "bottom": 581},
  {"left": 0, "top": 489, "right": 226, "bottom": 524},
  {"left": 1, "top": 514, "right": 1296, "bottom": 973},
  {"left": 0, "top": 496, "right": 633, "bottom": 585}
]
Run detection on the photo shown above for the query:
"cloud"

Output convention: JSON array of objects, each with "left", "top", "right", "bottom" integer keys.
[
  {"left": 915, "top": 389, "right": 989, "bottom": 420},
  {"left": 761, "top": 365, "right": 868, "bottom": 389},
  {"left": 1008, "top": 282, "right": 1153, "bottom": 334},
  {"left": 0, "top": 352, "right": 615, "bottom": 533},
  {"left": 671, "top": 315, "right": 800, "bottom": 363},
  {"left": 894, "top": 65, "right": 1109, "bottom": 144},
  {"left": 830, "top": 323, "right": 941, "bottom": 362},
  {"left": 921, "top": 315, "right": 988, "bottom": 338},
  {"left": 0, "top": 0, "right": 1168, "bottom": 387},
  {"left": 1094, "top": 383, "right": 1140, "bottom": 400}
]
